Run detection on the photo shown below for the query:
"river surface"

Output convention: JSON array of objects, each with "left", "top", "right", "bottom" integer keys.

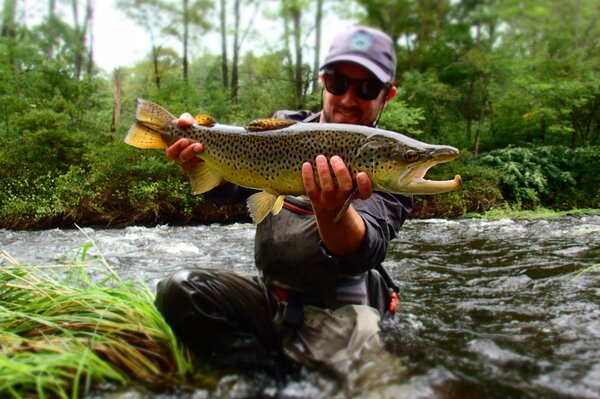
[{"left": 1, "top": 215, "right": 600, "bottom": 399}]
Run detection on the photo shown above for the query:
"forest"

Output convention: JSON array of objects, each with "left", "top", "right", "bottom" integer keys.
[{"left": 1, "top": 0, "right": 599, "bottom": 229}]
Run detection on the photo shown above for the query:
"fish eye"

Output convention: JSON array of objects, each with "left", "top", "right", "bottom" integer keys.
[{"left": 403, "top": 150, "right": 419, "bottom": 163}]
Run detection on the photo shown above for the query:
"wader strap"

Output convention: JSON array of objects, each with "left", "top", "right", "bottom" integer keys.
[{"left": 375, "top": 263, "right": 400, "bottom": 293}]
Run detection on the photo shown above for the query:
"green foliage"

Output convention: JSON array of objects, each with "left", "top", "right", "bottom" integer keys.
[
  {"left": 415, "top": 152, "right": 505, "bottom": 217},
  {"left": 377, "top": 100, "right": 425, "bottom": 135},
  {"left": 1, "top": 1, "right": 599, "bottom": 228},
  {"left": 475, "top": 146, "right": 599, "bottom": 209}
]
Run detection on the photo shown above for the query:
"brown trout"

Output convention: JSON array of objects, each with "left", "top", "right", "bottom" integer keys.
[{"left": 125, "top": 99, "right": 462, "bottom": 223}]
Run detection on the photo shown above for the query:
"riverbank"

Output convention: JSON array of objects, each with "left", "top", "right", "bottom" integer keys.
[{"left": 2, "top": 145, "right": 599, "bottom": 230}]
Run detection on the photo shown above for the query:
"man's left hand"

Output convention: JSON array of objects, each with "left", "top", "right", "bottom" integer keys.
[{"left": 302, "top": 155, "right": 372, "bottom": 216}]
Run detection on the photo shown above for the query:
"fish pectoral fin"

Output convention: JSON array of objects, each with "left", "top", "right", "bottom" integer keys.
[
  {"left": 195, "top": 114, "right": 217, "bottom": 127},
  {"left": 124, "top": 123, "right": 167, "bottom": 149},
  {"left": 245, "top": 118, "right": 297, "bottom": 132},
  {"left": 247, "top": 192, "right": 284, "bottom": 223},
  {"left": 189, "top": 163, "right": 223, "bottom": 194}
]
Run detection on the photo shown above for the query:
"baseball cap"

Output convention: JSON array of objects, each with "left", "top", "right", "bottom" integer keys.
[{"left": 321, "top": 26, "right": 397, "bottom": 84}]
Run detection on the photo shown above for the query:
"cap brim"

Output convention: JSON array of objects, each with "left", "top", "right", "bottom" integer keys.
[{"left": 321, "top": 55, "right": 391, "bottom": 83}]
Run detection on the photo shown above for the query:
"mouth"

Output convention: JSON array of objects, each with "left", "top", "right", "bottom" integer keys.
[
  {"left": 399, "top": 148, "right": 462, "bottom": 194},
  {"left": 403, "top": 173, "right": 463, "bottom": 194},
  {"left": 333, "top": 106, "right": 362, "bottom": 123}
]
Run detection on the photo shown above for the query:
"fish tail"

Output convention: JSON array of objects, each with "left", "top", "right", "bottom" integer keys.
[
  {"left": 124, "top": 99, "right": 176, "bottom": 149},
  {"left": 135, "top": 98, "right": 176, "bottom": 128}
]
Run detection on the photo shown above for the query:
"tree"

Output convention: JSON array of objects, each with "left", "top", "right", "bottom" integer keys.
[
  {"left": 70, "top": 0, "right": 95, "bottom": 80},
  {"left": 310, "top": 0, "right": 323, "bottom": 94},
  {"left": 117, "top": 0, "right": 172, "bottom": 88}
]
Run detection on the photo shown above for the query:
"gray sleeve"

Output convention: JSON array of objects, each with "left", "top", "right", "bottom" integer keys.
[{"left": 320, "top": 193, "right": 412, "bottom": 275}]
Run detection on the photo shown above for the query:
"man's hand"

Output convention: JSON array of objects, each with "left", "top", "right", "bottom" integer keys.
[
  {"left": 302, "top": 155, "right": 372, "bottom": 216},
  {"left": 166, "top": 113, "right": 204, "bottom": 173},
  {"left": 301, "top": 154, "right": 371, "bottom": 256}
]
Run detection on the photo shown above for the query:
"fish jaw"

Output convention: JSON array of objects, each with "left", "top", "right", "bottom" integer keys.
[
  {"left": 399, "top": 173, "right": 462, "bottom": 195},
  {"left": 396, "top": 146, "right": 462, "bottom": 194},
  {"left": 362, "top": 141, "right": 462, "bottom": 195}
]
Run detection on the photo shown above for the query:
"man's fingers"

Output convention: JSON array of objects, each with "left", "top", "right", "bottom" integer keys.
[
  {"left": 330, "top": 156, "right": 353, "bottom": 192},
  {"left": 166, "top": 139, "right": 191, "bottom": 160},
  {"left": 355, "top": 172, "right": 373, "bottom": 200},
  {"left": 177, "top": 112, "right": 195, "bottom": 127},
  {"left": 179, "top": 143, "right": 204, "bottom": 163},
  {"left": 315, "top": 155, "right": 334, "bottom": 192}
]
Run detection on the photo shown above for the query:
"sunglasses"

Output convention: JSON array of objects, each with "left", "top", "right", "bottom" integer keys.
[{"left": 322, "top": 71, "right": 387, "bottom": 100}]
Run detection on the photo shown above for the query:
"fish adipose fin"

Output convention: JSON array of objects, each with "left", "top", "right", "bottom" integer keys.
[
  {"left": 195, "top": 114, "right": 217, "bottom": 127},
  {"left": 189, "top": 163, "right": 223, "bottom": 194},
  {"left": 247, "top": 192, "right": 285, "bottom": 223},
  {"left": 246, "top": 118, "right": 297, "bottom": 132}
]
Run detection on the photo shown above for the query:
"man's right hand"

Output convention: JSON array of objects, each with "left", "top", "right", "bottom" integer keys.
[{"left": 166, "top": 113, "right": 204, "bottom": 173}]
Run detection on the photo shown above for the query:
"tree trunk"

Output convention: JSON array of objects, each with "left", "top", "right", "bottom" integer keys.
[
  {"left": 230, "top": 0, "right": 241, "bottom": 102},
  {"left": 46, "top": 0, "right": 57, "bottom": 60},
  {"left": 71, "top": 0, "right": 93, "bottom": 80},
  {"left": 2, "top": 0, "right": 17, "bottom": 74},
  {"left": 111, "top": 69, "right": 122, "bottom": 132},
  {"left": 1, "top": 0, "right": 16, "bottom": 38},
  {"left": 86, "top": 0, "right": 95, "bottom": 75},
  {"left": 311, "top": 0, "right": 323, "bottom": 94},
  {"left": 152, "top": 46, "right": 161, "bottom": 89},
  {"left": 182, "top": 0, "right": 189, "bottom": 84},
  {"left": 465, "top": 78, "right": 474, "bottom": 141},
  {"left": 570, "top": 111, "right": 579, "bottom": 149},
  {"left": 292, "top": 7, "right": 303, "bottom": 108},
  {"left": 473, "top": 96, "right": 487, "bottom": 157},
  {"left": 220, "top": 0, "right": 229, "bottom": 89}
]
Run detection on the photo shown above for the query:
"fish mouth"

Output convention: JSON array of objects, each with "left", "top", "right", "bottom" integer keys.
[
  {"left": 399, "top": 147, "right": 462, "bottom": 194},
  {"left": 402, "top": 173, "right": 462, "bottom": 194}
]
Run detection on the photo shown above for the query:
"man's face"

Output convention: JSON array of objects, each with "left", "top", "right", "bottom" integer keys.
[{"left": 320, "top": 62, "right": 388, "bottom": 126}]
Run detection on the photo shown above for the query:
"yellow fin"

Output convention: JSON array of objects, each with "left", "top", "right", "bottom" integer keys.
[
  {"left": 246, "top": 118, "right": 296, "bottom": 132},
  {"left": 271, "top": 195, "right": 285, "bottom": 216},
  {"left": 124, "top": 123, "right": 167, "bottom": 149},
  {"left": 195, "top": 114, "right": 217, "bottom": 127},
  {"left": 135, "top": 98, "right": 176, "bottom": 129},
  {"left": 247, "top": 192, "right": 284, "bottom": 223},
  {"left": 189, "top": 163, "right": 223, "bottom": 194}
]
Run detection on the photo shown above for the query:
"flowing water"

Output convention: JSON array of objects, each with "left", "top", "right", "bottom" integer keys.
[{"left": 1, "top": 215, "right": 599, "bottom": 398}]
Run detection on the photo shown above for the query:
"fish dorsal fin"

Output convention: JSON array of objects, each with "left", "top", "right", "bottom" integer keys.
[
  {"left": 247, "top": 192, "right": 285, "bottom": 223},
  {"left": 189, "top": 163, "right": 223, "bottom": 194},
  {"left": 246, "top": 118, "right": 296, "bottom": 132},
  {"left": 195, "top": 114, "right": 217, "bottom": 127}
]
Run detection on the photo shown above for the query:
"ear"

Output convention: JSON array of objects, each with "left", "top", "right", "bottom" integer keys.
[{"left": 386, "top": 86, "right": 398, "bottom": 103}]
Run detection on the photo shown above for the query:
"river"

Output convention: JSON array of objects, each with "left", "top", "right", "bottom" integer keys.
[{"left": 1, "top": 215, "right": 599, "bottom": 398}]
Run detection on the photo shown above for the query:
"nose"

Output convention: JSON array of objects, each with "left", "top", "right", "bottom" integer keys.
[{"left": 338, "top": 84, "right": 359, "bottom": 106}]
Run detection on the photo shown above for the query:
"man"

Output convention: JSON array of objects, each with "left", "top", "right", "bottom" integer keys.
[{"left": 155, "top": 26, "right": 412, "bottom": 382}]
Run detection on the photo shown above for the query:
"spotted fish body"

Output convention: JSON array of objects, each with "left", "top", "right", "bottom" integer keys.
[{"left": 125, "top": 99, "right": 462, "bottom": 223}]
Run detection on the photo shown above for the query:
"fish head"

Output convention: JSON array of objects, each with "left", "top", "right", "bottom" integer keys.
[{"left": 353, "top": 133, "right": 462, "bottom": 195}]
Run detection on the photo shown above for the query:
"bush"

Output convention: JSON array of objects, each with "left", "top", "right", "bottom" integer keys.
[{"left": 474, "top": 146, "right": 598, "bottom": 209}]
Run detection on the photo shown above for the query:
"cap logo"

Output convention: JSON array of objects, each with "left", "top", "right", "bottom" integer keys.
[{"left": 350, "top": 32, "right": 372, "bottom": 51}]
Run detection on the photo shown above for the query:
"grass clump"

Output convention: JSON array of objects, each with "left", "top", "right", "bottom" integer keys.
[{"left": 0, "top": 249, "right": 217, "bottom": 398}]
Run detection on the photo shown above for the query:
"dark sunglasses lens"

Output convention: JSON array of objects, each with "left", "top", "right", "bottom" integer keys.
[
  {"left": 324, "top": 73, "right": 348, "bottom": 95},
  {"left": 356, "top": 80, "right": 384, "bottom": 100},
  {"left": 324, "top": 72, "right": 384, "bottom": 100}
]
